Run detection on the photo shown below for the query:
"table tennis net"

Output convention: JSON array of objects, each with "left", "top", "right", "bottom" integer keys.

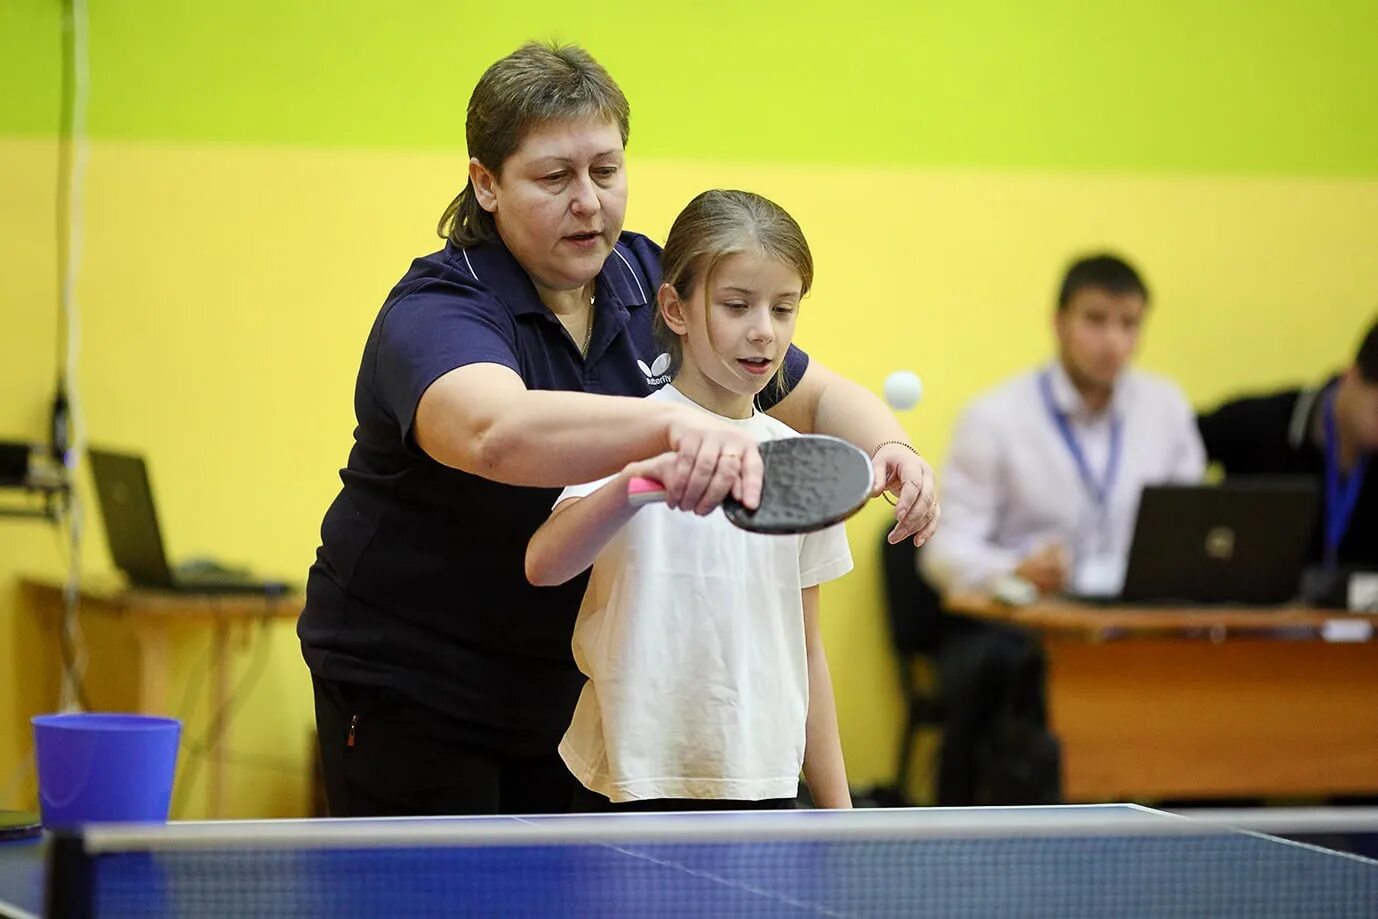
[{"left": 49, "top": 807, "right": 1378, "bottom": 918}]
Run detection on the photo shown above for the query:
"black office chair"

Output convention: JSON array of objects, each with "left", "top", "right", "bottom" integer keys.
[{"left": 878, "top": 528, "right": 946, "bottom": 804}]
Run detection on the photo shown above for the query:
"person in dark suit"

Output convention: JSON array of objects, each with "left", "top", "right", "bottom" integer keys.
[{"left": 1199, "top": 317, "right": 1377, "bottom": 574}]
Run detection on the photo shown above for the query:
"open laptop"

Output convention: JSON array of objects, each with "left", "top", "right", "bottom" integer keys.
[
  {"left": 1110, "top": 479, "right": 1319, "bottom": 605},
  {"left": 87, "top": 447, "right": 287, "bottom": 595}
]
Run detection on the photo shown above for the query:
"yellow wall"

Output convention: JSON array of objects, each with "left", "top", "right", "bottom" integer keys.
[{"left": 3, "top": 128, "right": 1375, "bottom": 814}]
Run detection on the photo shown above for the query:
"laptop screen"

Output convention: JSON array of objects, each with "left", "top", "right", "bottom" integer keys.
[
  {"left": 87, "top": 448, "right": 175, "bottom": 589},
  {"left": 1121, "top": 480, "right": 1319, "bottom": 604}
]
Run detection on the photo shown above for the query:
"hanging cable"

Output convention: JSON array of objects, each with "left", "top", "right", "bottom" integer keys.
[{"left": 54, "top": 0, "right": 91, "bottom": 714}]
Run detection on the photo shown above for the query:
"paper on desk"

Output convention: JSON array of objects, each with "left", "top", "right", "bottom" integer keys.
[{"left": 1322, "top": 619, "right": 1374, "bottom": 643}]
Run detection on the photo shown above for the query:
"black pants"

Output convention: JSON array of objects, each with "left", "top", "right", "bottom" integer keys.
[
  {"left": 312, "top": 676, "right": 577, "bottom": 816},
  {"left": 936, "top": 619, "right": 1061, "bottom": 806},
  {"left": 571, "top": 782, "right": 795, "bottom": 813}
]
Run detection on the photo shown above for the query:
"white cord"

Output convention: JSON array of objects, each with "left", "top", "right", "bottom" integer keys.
[
  {"left": 60, "top": 0, "right": 89, "bottom": 411},
  {"left": 55, "top": 0, "right": 90, "bottom": 714},
  {"left": 57, "top": 494, "right": 88, "bottom": 713}
]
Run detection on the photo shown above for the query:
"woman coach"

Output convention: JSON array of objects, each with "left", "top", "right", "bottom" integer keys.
[{"left": 299, "top": 42, "right": 939, "bottom": 816}]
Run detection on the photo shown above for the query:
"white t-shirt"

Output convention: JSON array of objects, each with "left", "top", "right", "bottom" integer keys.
[{"left": 556, "top": 384, "right": 854, "bottom": 803}]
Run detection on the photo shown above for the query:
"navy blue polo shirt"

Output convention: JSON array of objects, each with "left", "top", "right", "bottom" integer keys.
[{"left": 299, "top": 231, "right": 809, "bottom": 754}]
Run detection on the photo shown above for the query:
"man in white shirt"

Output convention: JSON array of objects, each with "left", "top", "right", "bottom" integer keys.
[
  {"left": 924, "top": 254, "right": 1205, "bottom": 597},
  {"left": 918, "top": 253, "right": 1205, "bottom": 804}
]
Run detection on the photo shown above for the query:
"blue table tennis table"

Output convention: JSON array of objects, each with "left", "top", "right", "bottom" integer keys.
[{"left": 2, "top": 805, "right": 1375, "bottom": 917}]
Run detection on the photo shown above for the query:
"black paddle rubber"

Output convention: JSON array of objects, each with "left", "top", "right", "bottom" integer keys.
[{"left": 722, "top": 436, "right": 873, "bottom": 534}]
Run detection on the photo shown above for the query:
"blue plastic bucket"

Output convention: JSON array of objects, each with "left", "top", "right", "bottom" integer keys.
[{"left": 31, "top": 713, "right": 181, "bottom": 828}]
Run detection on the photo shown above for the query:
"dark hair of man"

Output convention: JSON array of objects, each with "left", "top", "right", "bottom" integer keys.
[{"left": 1057, "top": 253, "right": 1149, "bottom": 312}]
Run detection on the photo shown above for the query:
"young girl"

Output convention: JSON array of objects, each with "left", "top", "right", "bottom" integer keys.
[{"left": 525, "top": 190, "right": 853, "bottom": 811}]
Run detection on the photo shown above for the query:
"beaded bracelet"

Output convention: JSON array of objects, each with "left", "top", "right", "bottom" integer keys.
[
  {"left": 871, "top": 440, "right": 919, "bottom": 459},
  {"left": 871, "top": 441, "right": 921, "bottom": 505}
]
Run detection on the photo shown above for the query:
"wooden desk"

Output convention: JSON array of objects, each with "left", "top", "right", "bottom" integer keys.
[
  {"left": 946, "top": 592, "right": 1378, "bottom": 802},
  {"left": 21, "top": 578, "right": 301, "bottom": 818}
]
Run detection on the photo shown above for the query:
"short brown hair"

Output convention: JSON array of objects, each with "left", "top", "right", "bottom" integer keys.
[
  {"left": 437, "top": 42, "right": 630, "bottom": 247},
  {"left": 655, "top": 190, "right": 813, "bottom": 397}
]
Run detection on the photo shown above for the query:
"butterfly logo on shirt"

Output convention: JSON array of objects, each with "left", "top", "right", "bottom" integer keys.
[{"left": 637, "top": 353, "right": 673, "bottom": 387}]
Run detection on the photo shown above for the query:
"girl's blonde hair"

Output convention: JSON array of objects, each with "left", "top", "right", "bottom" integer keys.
[
  {"left": 438, "top": 42, "right": 630, "bottom": 247},
  {"left": 654, "top": 190, "right": 813, "bottom": 399}
]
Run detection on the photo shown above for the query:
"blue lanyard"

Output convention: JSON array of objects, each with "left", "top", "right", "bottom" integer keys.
[
  {"left": 1323, "top": 390, "right": 1370, "bottom": 566},
  {"left": 1039, "top": 371, "right": 1123, "bottom": 510}
]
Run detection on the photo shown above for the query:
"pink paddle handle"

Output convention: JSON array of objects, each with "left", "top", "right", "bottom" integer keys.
[{"left": 627, "top": 477, "right": 668, "bottom": 506}]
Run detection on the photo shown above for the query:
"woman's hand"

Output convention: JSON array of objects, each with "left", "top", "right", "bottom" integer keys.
[
  {"left": 873, "top": 443, "right": 940, "bottom": 546},
  {"left": 664, "top": 409, "right": 764, "bottom": 516}
]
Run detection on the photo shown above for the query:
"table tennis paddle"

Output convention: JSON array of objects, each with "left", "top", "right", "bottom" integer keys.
[{"left": 627, "top": 435, "right": 873, "bottom": 534}]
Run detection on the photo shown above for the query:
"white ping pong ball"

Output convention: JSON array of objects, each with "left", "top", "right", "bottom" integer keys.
[{"left": 884, "top": 371, "right": 923, "bottom": 410}]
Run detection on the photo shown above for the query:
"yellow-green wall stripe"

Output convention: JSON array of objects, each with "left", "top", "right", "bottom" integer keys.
[{"left": 5, "top": 1, "right": 1378, "bottom": 176}]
